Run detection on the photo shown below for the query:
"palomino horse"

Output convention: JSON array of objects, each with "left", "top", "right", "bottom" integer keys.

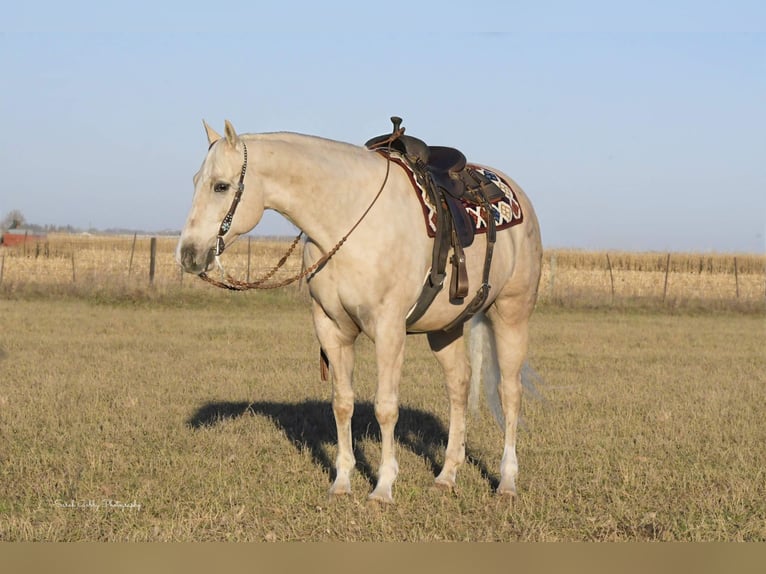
[{"left": 176, "top": 120, "right": 542, "bottom": 503}]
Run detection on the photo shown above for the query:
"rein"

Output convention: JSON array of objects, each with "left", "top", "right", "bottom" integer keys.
[{"left": 199, "top": 135, "right": 398, "bottom": 291}]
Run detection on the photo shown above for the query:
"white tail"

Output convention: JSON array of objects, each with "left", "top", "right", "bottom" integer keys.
[
  {"left": 469, "top": 313, "right": 543, "bottom": 430},
  {"left": 468, "top": 313, "right": 505, "bottom": 429}
]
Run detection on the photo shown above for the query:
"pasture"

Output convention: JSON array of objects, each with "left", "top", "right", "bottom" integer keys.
[{"left": 0, "top": 288, "right": 763, "bottom": 541}]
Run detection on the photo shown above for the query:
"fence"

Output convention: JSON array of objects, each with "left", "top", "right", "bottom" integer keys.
[
  {"left": 0, "top": 234, "right": 764, "bottom": 307},
  {"left": 0, "top": 233, "right": 305, "bottom": 293},
  {"left": 539, "top": 250, "right": 765, "bottom": 306}
]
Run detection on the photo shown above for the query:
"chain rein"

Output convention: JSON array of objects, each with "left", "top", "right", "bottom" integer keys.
[{"left": 198, "top": 132, "right": 400, "bottom": 291}]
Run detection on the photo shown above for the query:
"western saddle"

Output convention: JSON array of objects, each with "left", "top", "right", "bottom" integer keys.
[{"left": 365, "top": 117, "right": 503, "bottom": 331}]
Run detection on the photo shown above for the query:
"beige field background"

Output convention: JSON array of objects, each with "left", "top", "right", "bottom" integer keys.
[
  {"left": 1, "top": 233, "right": 764, "bottom": 308},
  {"left": 0, "top": 234, "right": 764, "bottom": 541}
]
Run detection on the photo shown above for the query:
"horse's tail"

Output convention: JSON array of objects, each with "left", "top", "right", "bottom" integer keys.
[
  {"left": 468, "top": 313, "right": 504, "bottom": 429},
  {"left": 468, "top": 313, "right": 544, "bottom": 430}
]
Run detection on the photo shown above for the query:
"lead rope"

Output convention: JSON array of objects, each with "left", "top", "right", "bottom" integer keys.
[{"left": 199, "top": 140, "right": 397, "bottom": 291}]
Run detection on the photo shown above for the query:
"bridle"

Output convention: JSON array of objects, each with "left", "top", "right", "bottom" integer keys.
[
  {"left": 213, "top": 140, "right": 248, "bottom": 259},
  {"left": 199, "top": 131, "right": 401, "bottom": 291}
]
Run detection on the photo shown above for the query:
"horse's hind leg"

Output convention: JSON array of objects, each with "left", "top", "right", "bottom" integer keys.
[
  {"left": 487, "top": 296, "right": 533, "bottom": 497},
  {"left": 427, "top": 327, "right": 469, "bottom": 491},
  {"left": 311, "top": 301, "right": 359, "bottom": 497}
]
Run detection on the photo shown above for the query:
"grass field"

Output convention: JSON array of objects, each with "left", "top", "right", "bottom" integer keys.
[{"left": 0, "top": 289, "right": 763, "bottom": 541}]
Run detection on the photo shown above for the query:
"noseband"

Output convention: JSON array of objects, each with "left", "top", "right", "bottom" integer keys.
[{"left": 214, "top": 141, "right": 249, "bottom": 257}]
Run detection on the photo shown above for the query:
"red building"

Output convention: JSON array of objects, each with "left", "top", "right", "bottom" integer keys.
[{"left": 0, "top": 229, "right": 47, "bottom": 247}]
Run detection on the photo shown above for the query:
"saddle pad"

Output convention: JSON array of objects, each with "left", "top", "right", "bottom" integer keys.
[{"left": 390, "top": 156, "right": 524, "bottom": 237}]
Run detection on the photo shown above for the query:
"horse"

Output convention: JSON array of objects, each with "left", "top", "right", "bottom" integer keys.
[{"left": 176, "top": 120, "right": 543, "bottom": 503}]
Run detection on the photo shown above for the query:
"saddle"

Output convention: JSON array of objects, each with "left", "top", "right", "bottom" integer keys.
[{"left": 365, "top": 117, "right": 500, "bottom": 331}]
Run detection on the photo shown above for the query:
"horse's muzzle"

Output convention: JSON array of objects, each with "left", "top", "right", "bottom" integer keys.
[{"left": 178, "top": 243, "right": 215, "bottom": 274}]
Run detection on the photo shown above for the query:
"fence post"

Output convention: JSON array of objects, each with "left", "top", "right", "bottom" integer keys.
[
  {"left": 734, "top": 256, "right": 740, "bottom": 299},
  {"left": 128, "top": 233, "right": 137, "bottom": 276},
  {"left": 549, "top": 253, "right": 557, "bottom": 299},
  {"left": 0, "top": 254, "right": 4, "bottom": 285},
  {"left": 71, "top": 251, "right": 76, "bottom": 283},
  {"left": 662, "top": 253, "right": 671, "bottom": 302},
  {"left": 247, "top": 236, "right": 252, "bottom": 282},
  {"left": 149, "top": 237, "right": 157, "bottom": 285},
  {"left": 606, "top": 253, "right": 615, "bottom": 303}
]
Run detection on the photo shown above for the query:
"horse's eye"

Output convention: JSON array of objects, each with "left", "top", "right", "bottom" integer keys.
[{"left": 213, "top": 182, "right": 230, "bottom": 193}]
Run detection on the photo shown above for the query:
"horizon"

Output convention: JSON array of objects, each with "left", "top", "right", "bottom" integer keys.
[{"left": 2, "top": 222, "right": 763, "bottom": 257}]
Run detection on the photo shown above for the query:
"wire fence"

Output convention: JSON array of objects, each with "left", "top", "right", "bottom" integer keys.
[
  {"left": 0, "top": 234, "right": 304, "bottom": 293},
  {"left": 539, "top": 251, "right": 765, "bottom": 307},
  {"left": 1, "top": 234, "right": 764, "bottom": 307}
]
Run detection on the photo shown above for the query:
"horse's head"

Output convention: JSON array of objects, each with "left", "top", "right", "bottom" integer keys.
[{"left": 176, "top": 120, "right": 265, "bottom": 274}]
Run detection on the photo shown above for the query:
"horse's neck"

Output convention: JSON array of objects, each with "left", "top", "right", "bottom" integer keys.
[{"left": 251, "top": 133, "right": 384, "bottom": 250}]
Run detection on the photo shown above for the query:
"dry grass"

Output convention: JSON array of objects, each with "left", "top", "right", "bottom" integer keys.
[
  {"left": 548, "top": 249, "right": 764, "bottom": 274},
  {"left": 0, "top": 233, "right": 304, "bottom": 294},
  {"left": 539, "top": 249, "right": 764, "bottom": 308},
  {"left": 0, "top": 291, "right": 763, "bottom": 541},
  {"left": 1, "top": 235, "right": 763, "bottom": 310}
]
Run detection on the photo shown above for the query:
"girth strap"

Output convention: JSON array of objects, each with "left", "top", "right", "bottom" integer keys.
[
  {"left": 405, "top": 186, "right": 450, "bottom": 328},
  {"left": 442, "top": 193, "right": 496, "bottom": 333},
  {"left": 449, "top": 228, "right": 469, "bottom": 300}
]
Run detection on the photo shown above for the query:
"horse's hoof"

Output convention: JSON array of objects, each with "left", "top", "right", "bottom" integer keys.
[
  {"left": 328, "top": 490, "right": 350, "bottom": 502},
  {"left": 496, "top": 487, "right": 518, "bottom": 503},
  {"left": 328, "top": 482, "right": 352, "bottom": 498},
  {"left": 433, "top": 479, "right": 456, "bottom": 493},
  {"left": 367, "top": 490, "right": 394, "bottom": 505}
]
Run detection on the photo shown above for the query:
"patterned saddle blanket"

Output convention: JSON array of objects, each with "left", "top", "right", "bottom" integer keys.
[{"left": 388, "top": 155, "right": 524, "bottom": 240}]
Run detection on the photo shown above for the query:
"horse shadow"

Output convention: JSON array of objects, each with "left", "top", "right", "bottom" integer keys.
[{"left": 187, "top": 399, "right": 499, "bottom": 491}]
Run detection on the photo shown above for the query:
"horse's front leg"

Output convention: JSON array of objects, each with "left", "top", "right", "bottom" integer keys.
[
  {"left": 311, "top": 302, "right": 359, "bottom": 497},
  {"left": 369, "top": 318, "right": 407, "bottom": 503}
]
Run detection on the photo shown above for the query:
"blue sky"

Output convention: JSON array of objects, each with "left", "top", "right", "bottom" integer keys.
[{"left": 1, "top": 1, "right": 764, "bottom": 253}]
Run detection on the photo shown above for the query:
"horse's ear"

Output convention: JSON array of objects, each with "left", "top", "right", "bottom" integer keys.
[
  {"left": 203, "top": 120, "right": 222, "bottom": 146},
  {"left": 224, "top": 119, "right": 240, "bottom": 147}
]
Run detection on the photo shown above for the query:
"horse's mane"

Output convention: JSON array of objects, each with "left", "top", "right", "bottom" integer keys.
[{"left": 244, "top": 131, "right": 361, "bottom": 152}]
